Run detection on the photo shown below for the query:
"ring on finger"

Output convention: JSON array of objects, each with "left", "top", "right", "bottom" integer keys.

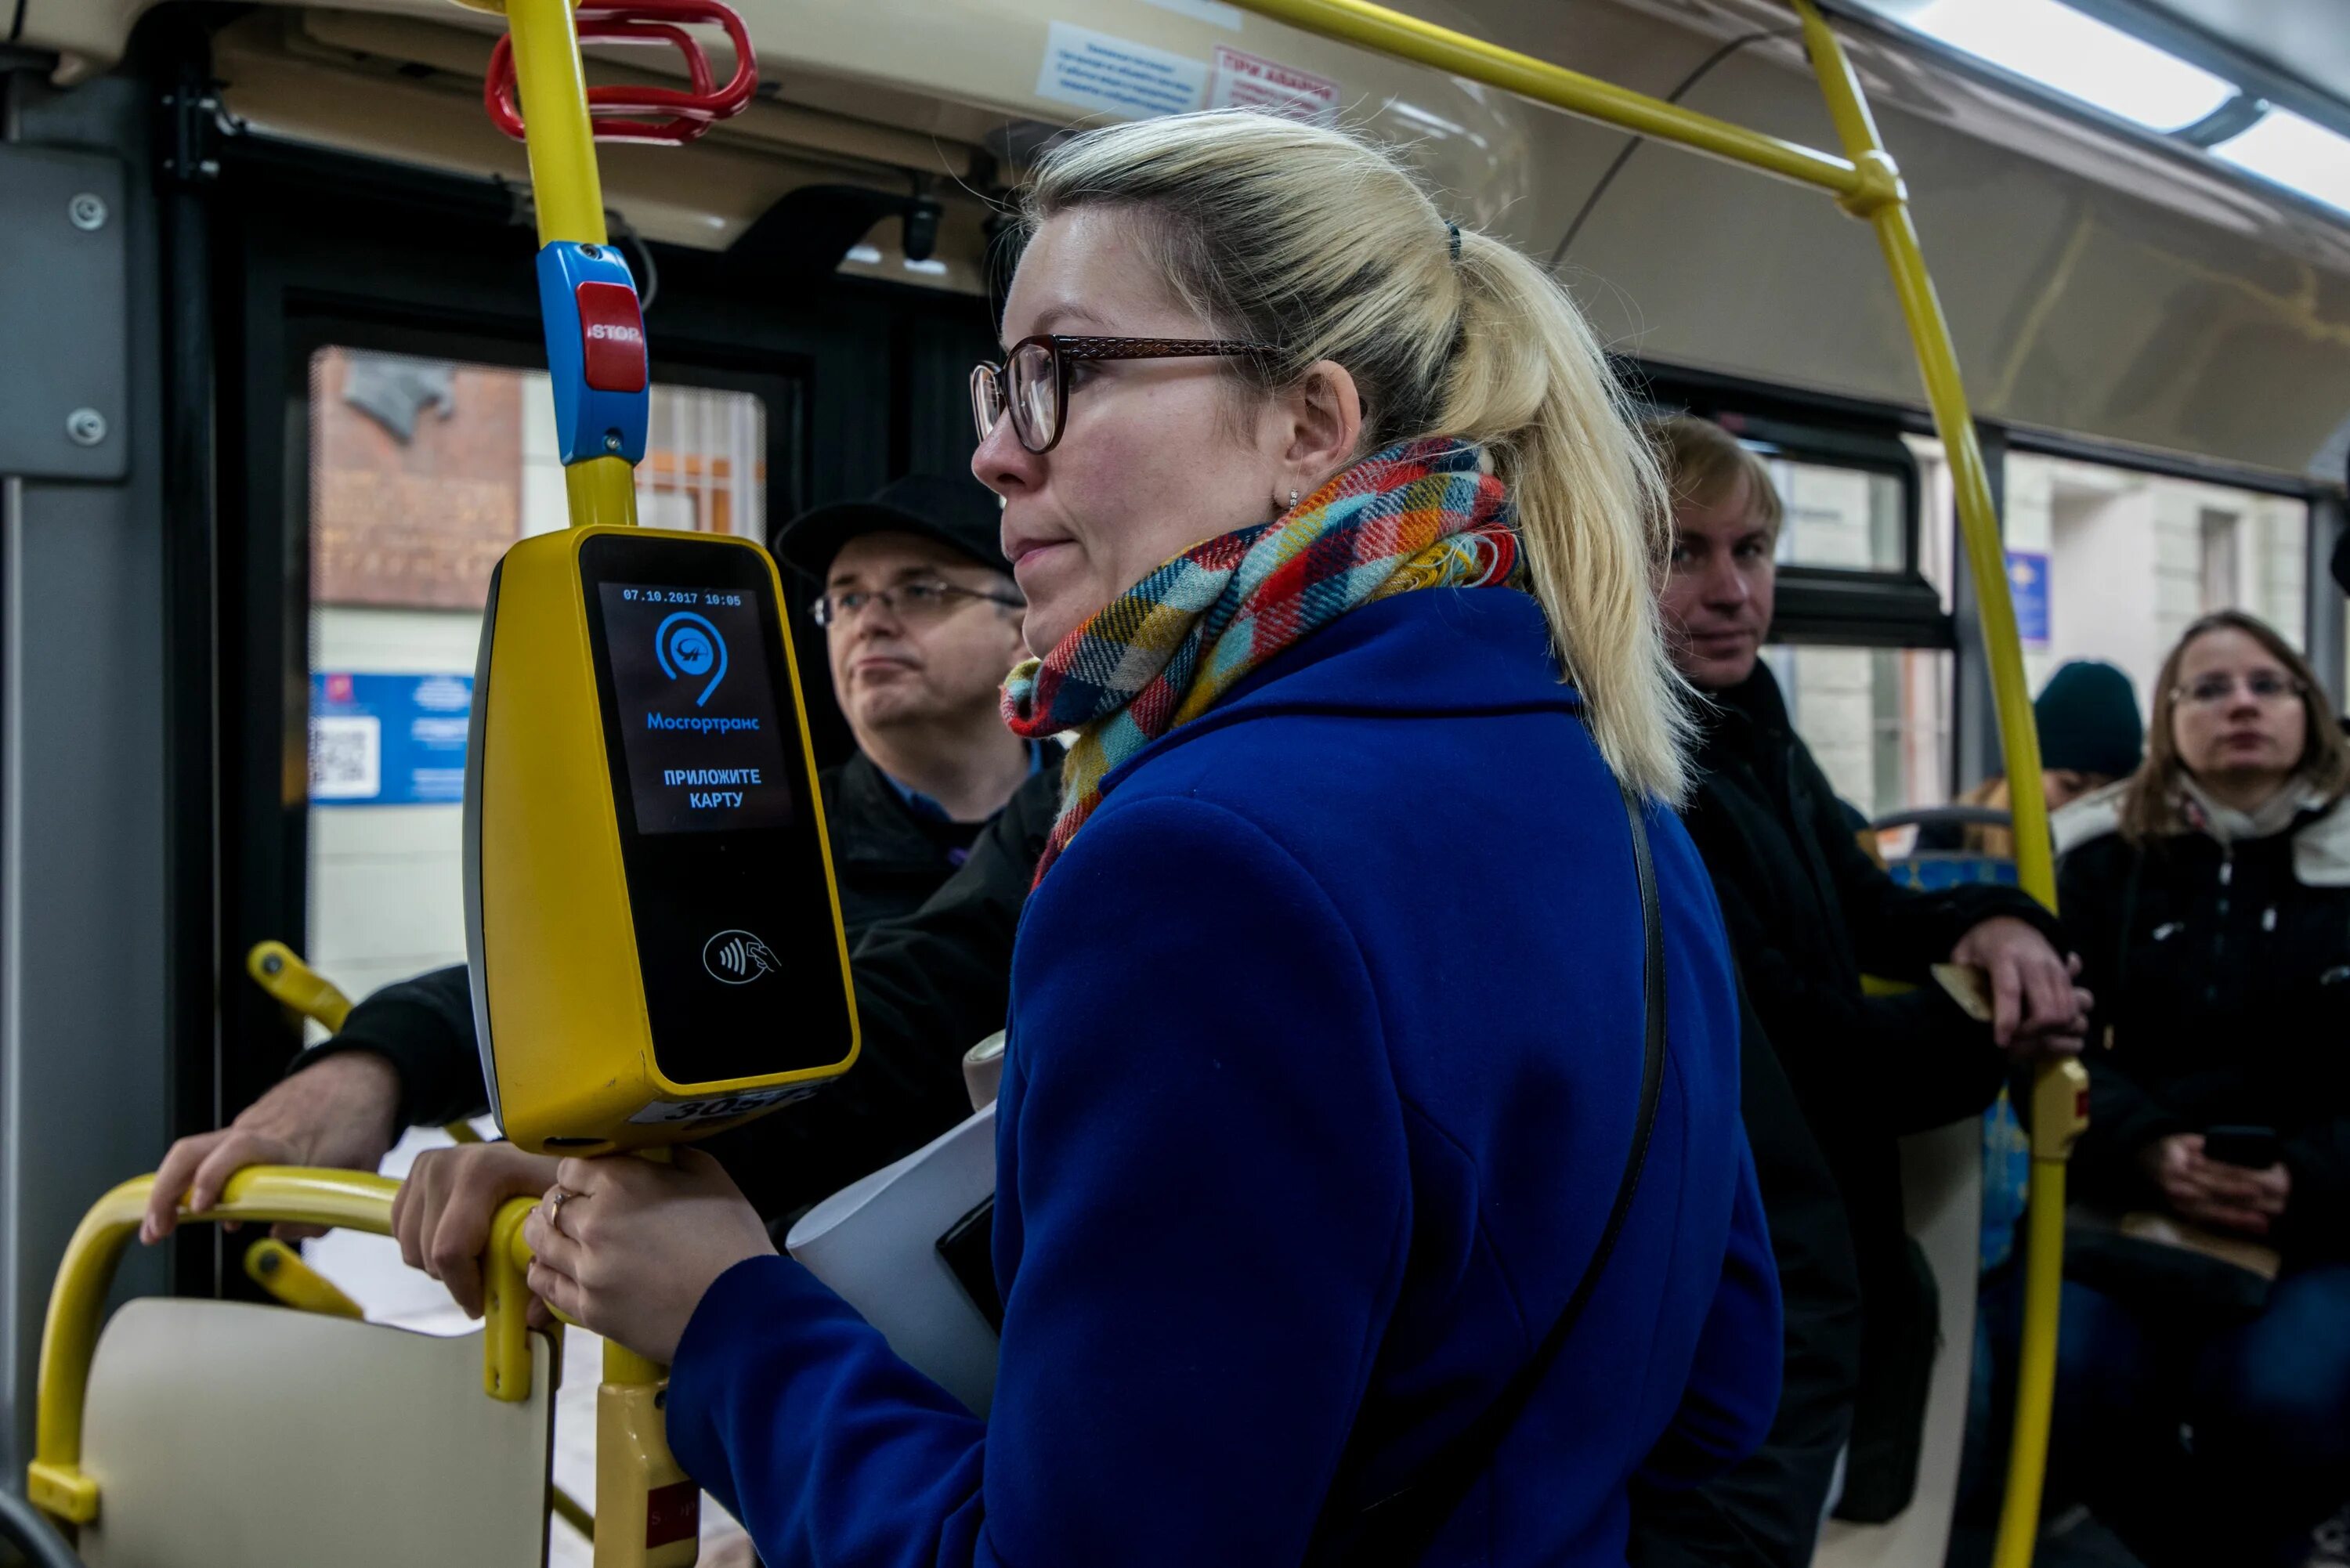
[{"left": 544, "top": 1186, "right": 575, "bottom": 1237}]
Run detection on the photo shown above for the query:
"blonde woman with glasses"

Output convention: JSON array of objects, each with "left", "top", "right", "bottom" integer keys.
[
  {"left": 2044, "top": 609, "right": 2350, "bottom": 1567},
  {"left": 512, "top": 110, "right": 1781, "bottom": 1567}
]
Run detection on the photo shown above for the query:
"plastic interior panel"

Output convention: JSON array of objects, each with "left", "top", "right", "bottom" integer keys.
[{"left": 76, "top": 1299, "right": 555, "bottom": 1568}]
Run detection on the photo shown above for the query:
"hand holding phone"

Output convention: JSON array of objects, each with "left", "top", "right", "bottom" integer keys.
[
  {"left": 2144, "top": 1129, "right": 2291, "bottom": 1235},
  {"left": 2202, "top": 1125, "right": 2282, "bottom": 1169}
]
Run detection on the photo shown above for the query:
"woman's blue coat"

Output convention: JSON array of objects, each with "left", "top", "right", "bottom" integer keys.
[{"left": 668, "top": 588, "right": 1781, "bottom": 1566}]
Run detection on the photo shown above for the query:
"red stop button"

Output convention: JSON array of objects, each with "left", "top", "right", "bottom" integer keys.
[{"left": 576, "top": 280, "right": 648, "bottom": 393}]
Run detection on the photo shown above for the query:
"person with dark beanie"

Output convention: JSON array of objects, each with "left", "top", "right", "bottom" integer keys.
[{"left": 1926, "top": 659, "right": 2145, "bottom": 861}]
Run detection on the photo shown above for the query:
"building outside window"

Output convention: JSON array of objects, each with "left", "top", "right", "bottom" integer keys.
[
  {"left": 2004, "top": 451, "right": 2307, "bottom": 717},
  {"left": 1763, "top": 442, "right": 1953, "bottom": 820}
]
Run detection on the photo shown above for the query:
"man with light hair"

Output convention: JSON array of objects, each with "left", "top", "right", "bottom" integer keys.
[{"left": 1642, "top": 414, "right": 2088, "bottom": 1555}]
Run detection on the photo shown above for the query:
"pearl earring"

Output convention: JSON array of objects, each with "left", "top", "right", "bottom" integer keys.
[{"left": 1285, "top": 488, "right": 1300, "bottom": 511}]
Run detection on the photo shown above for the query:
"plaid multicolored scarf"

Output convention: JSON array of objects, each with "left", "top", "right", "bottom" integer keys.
[{"left": 1002, "top": 437, "right": 1520, "bottom": 885}]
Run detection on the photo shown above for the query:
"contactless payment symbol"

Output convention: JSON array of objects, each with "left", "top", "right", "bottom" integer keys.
[
  {"left": 702, "top": 929, "right": 778, "bottom": 985},
  {"left": 655, "top": 611, "right": 728, "bottom": 707}
]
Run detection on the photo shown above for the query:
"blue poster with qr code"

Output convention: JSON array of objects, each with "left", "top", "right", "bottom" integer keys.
[{"left": 309, "top": 672, "right": 472, "bottom": 806}]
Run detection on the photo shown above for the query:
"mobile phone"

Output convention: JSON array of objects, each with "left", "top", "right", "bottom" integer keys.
[{"left": 2202, "top": 1125, "right": 2281, "bottom": 1169}]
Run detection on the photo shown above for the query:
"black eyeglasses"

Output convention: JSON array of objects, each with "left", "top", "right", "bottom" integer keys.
[
  {"left": 2176, "top": 671, "right": 2305, "bottom": 707},
  {"left": 812, "top": 578, "right": 1024, "bottom": 628},
  {"left": 971, "top": 334, "right": 1280, "bottom": 454}
]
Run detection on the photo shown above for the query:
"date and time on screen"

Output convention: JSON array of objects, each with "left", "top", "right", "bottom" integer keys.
[{"left": 616, "top": 587, "right": 746, "bottom": 606}]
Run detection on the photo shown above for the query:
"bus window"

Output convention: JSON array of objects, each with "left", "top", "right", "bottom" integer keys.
[
  {"left": 1744, "top": 434, "right": 1955, "bottom": 817},
  {"left": 1771, "top": 455, "right": 1909, "bottom": 573},
  {"left": 304, "top": 346, "right": 768, "bottom": 1029},
  {"left": 2004, "top": 451, "right": 2312, "bottom": 716},
  {"left": 1762, "top": 646, "right": 1956, "bottom": 818}
]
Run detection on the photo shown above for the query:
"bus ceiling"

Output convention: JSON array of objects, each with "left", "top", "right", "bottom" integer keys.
[{"left": 5, "top": 0, "right": 2348, "bottom": 486}]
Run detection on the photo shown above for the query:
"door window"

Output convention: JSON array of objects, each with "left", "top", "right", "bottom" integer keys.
[{"left": 304, "top": 346, "right": 768, "bottom": 1019}]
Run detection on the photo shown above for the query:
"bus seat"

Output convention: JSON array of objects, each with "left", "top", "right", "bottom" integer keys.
[{"left": 73, "top": 1299, "right": 553, "bottom": 1568}]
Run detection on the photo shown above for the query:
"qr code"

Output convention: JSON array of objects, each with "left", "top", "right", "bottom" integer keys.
[{"left": 310, "top": 714, "right": 382, "bottom": 800}]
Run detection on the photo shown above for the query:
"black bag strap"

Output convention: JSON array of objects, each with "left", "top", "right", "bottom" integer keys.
[{"left": 1332, "top": 784, "right": 1669, "bottom": 1565}]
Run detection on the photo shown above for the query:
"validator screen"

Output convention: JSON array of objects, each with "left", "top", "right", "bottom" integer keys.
[{"left": 596, "top": 582, "right": 797, "bottom": 836}]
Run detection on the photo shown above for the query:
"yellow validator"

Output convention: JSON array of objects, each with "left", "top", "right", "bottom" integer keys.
[{"left": 465, "top": 523, "right": 859, "bottom": 1154}]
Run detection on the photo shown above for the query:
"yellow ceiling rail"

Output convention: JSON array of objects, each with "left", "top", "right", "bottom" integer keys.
[
  {"left": 1220, "top": 0, "right": 1868, "bottom": 196},
  {"left": 1214, "top": 2, "right": 2085, "bottom": 1563}
]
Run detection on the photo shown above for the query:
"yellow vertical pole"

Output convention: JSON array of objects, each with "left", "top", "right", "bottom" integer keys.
[
  {"left": 504, "top": 0, "right": 610, "bottom": 250},
  {"left": 505, "top": 0, "right": 640, "bottom": 532},
  {"left": 494, "top": 2, "right": 664, "bottom": 1556},
  {"left": 1789, "top": 9, "right": 2089, "bottom": 1566}
]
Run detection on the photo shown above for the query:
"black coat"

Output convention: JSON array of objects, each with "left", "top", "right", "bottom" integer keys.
[
  {"left": 2057, "top": 787, "right": 2350, "bottom": 1265},
  {"left": 1629, "top": 977, "right": 1863, "bottom": 1568},
  {"left": 307, "top": 754, "right": 1060, "bottom": 1221},
  {"left": 1678, "top": 664, "right": 2061, "bottom": 1521}
]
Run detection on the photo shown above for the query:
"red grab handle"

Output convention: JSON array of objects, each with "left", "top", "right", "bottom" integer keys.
[{"left": 486, "top": 0, "right": 757, "bottom": 147}]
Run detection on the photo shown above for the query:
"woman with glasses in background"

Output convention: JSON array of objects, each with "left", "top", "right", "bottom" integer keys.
[{"left": 2042, "top": 609, "right": 2350, "bottom": 1567}]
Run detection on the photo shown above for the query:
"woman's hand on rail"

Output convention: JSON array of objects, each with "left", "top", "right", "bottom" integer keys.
[
  {"left": 522, "top": 1149, "right": 774, "bottom": 1365},
  {"left": 392, "top": 1142, "right": 563, "bottom": 1318},
  {"left": 141, "top": 1053, "right": 403, "bottom": 1245},
  {"left": 1948, "top": 917, "right": 2091, "bottom": 1056}
]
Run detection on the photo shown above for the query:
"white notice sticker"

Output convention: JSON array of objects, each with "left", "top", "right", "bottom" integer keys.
[
  {"left": 627, "top": 1083, "right": 821, "bottom": 1125},
  {"left": 1209, "top": 45, "right": 1340, "bottom": 125},
  {"left": 1140, "top": 0, "right": 1245, "bottom": 28},
  {"left": 1037, "top": 21, "right": 1209, "bottom": 121}
]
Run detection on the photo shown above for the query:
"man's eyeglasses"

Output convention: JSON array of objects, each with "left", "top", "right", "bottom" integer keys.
[
  {"left": 971, "top": 334, "right": 1280, "bottom": 454},
  {"left": 812, "top": 578, "right": 1024, "bottom": 629},
  {"left": 2176, "top": 671, "right": 2305, "bottom": 706}
]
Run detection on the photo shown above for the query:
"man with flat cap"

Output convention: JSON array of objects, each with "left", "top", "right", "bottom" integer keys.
[
  {"left": 776, "top": 473, "right": 1047, "bottom": 928},
  {"left": 146, "top": 476, "right": 1064, "bottom": 1281}
]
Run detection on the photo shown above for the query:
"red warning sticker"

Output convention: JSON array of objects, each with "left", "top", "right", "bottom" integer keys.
[
  {"left": 645, "top": 1480, "right": 700, "bottom": 1548},
  {"left": 1209, "top": 46, "right": 1339, "bottom": 125}
]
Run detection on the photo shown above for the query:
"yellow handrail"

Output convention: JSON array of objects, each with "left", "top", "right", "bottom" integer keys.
[
  {"left": 246, "top": 940, "right": 355, "bottom": 1036},
  {"left": 1212, "top": 1, "right": 2084, "bottom": 1560},
  {"left": 29, "top": 1170, "right": 573, "bottom": 1535},
  {"left": 28, "top": 1167, "right": 403, "bottom": 1523}
]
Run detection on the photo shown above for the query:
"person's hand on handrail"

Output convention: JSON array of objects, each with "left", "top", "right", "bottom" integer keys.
[
  {"left": 141, "top": 1053, "right": 403, "bottom": 1245},
  {"left": 1948, "top": 916, "right": 2092, "bottom": 1057},
  {"left": 521, "top": 1149, "right": 772, "bottom": 1364},
  {"left": 390, "top": 1142, "right": 566, "bottom": 1320}
]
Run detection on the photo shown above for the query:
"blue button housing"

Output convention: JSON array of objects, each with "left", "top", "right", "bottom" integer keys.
[{"left": 536, "top": 241, "right": 651, "bottom": 465}]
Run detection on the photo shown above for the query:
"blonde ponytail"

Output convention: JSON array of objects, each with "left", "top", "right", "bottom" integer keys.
[
  {"left": 1443, "top": 231, "right": 1692, "bottom": 802},
  {"left": 1025, "top": 110, "right": 1691, "bottom": 801}
]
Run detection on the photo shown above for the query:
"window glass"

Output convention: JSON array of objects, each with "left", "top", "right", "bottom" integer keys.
[
  {"left": 304, "top": 346, "right": 767, "bottom": 1014},
  {"left": 1769, "top": 456, "right": 1907, "bottom": 573},
  {"left": 2003, "top": 451, "right": 2309, "bottom": 716},
  {"left": 1762, "top": 645, "right": 1955, "bottom": 818}
]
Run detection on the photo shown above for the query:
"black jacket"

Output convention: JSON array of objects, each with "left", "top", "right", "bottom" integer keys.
[
  {"left": 1630, "top": 977, "right": 1863, "bottom": 1568},
  {"left": 306, "top": 754, "right": 1060, "bottom": 1221},
  {"left": 2057, "top": 786, "right": 2350, "bottom": 1265},
  {"left": 1678, "top": 664, "right": 2060, "bottom": 1520}
]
